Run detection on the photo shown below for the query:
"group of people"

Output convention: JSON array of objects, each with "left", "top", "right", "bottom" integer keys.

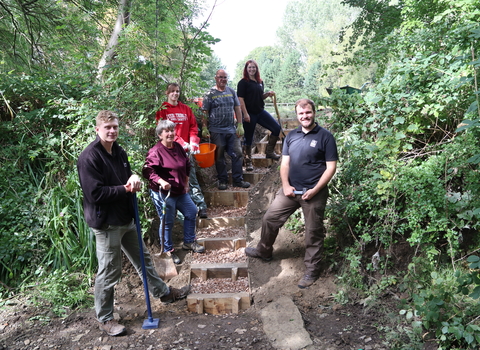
[
  {"left": 200, "top": 60, "right": 282, "bottom": 189},
  {"left": 76, "top": 59, "right": 338, "bottom": 337}
]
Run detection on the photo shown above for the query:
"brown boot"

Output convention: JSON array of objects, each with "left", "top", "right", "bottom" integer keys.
[
  {"left": 244, "top": 145, "right": 254, "bottom": 171},
  {"left": 99, "top": 320, "right": 126, "bottom": 336},
  {"left": 265, "top": 135, "right": 280, "bottom": 160},
  {"left": 160, "top": 285, "right": 191, "bottom": 304}
]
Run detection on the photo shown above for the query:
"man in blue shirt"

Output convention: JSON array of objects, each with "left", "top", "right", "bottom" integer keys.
[{"left": 245, "top": 99, "right": 338, "bottom": 289}]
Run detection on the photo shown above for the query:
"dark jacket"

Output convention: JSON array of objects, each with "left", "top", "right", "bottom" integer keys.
[
  {"left": 77, "top": 136, "right": 133, "bottom": 229},
  {"left": 142, "top": 141, "right": 191, "bottom": 196}
]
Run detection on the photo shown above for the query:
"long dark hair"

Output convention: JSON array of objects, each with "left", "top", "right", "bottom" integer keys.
[{"left": 242, "top": 60, "right": 262, "bottom": 83}]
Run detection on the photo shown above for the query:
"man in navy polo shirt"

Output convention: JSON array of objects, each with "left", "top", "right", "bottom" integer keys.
[{"left": 245, "top": 98, "right": 338, "bottom": 289}]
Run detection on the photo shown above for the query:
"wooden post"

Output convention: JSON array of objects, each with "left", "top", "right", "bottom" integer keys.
[
  {"left": 231, "top": 267, "right": 238, "bottom": 282},
  {"left": 196, "top": 298, "right": 204, "bottom": 314}
]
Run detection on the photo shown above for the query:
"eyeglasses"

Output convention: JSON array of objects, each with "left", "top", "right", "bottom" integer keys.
[{"left": 216, "top": 76, "right": 228, "bottom": 79}]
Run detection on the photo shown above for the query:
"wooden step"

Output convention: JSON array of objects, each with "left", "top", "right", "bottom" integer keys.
[
  {"left": 190, "top": 262, "right": 248, "bottom": 280},
  {"left": 197, "top": 217, "right": 245, "bottom": 229},
  {"left": 197, "top": 237, "right": 246, "bottom": 251},
  {"left": 251, "top": 157, "right": 278, "bottom": 168},
  {"left": 203, "top": 190, "right": 249, "bottom": 207},
  {"left": 228, "top": 172, "right": 265, "bottom": 184},
  {"left": 187, "top": 263, "right": 251, "bottom": 314},
  {"left": 187, "top": 292, "right": 251, "bottom": 314}
]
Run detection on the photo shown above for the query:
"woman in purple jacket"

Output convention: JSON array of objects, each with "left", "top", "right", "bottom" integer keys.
[{"left": 143, "top": 120, "right": 205, "bottom": 265}]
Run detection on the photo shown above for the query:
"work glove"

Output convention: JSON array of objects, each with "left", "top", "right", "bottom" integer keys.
[
  {"left": 202, "top": 126, "right": 210, "bottom": 139},
  {"left": 190, "top": 142, "right": 200, "bottom": 154},
  {"left": 236, "top": 123, "right": 244, "bottom": 137},
  {"left": 183, "top": 142, "right": 192, "bottom": 152}
]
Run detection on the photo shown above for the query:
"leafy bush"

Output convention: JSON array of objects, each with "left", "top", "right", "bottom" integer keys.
[
  {"left": 397, "top": 256, "right": 480, "bottom": 350},
  {"left": 0, "top": 70, "right": 159, "bottom": 297},
  {"left": 284, "top": 209, "right": 304, "bottom": 234},
  {"left": 29, "top": 270, "right": 93, "bottom": 318}
]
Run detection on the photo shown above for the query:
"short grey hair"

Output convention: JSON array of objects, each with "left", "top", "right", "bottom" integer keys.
[{"left": 156, "top": 119, "right": 176, "bottom": 136}]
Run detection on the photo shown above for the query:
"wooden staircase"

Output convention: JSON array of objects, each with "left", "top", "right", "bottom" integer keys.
[{"left": 166, "top": 114, "right": 299, "bottom": 315}]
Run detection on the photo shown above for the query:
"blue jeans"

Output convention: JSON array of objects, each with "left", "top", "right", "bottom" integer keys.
[
  {"left": 243, "top": 109, "right": 281, "bottom": 146},
  {"left": 211, "top": 131, "right": 244, "bottom": 183},
  {"left": 149, "top": 190, "right": 197, "bottom": 252},
  {"left": 91, "top": 220, "right": 169, "bottom": 322}
]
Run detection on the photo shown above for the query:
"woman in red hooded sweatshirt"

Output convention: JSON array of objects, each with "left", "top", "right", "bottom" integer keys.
[{"left": 156, "top": 83, "right": 208, "bottom": 218}]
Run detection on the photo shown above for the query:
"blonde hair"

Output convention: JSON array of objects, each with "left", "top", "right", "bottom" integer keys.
[
  {"left": 96, "top": 110, "right": 119, "bottom": 126},
  {"left": 294, "top": 99, "right": 315, "bottom": 113}
]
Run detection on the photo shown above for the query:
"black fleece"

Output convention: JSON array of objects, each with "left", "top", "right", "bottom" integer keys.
[{"left": 77, "top": 136, "right": 133, "bottom": 229}]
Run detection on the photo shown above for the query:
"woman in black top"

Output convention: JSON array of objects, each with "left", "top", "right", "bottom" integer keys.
[{"left": 237, "top": 59, "right": 282, "bottom": 170}]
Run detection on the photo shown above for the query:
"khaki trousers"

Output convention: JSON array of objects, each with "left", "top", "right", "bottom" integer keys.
[
  {"left": 91, "top": 220, "right": 169, "bottom": 322},
  {"left": 256, "top": 186, "right": 329, "bottom": 276}
]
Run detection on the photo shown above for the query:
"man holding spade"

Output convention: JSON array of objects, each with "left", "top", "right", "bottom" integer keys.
[{"left": 77, "top": 110, "right": 189, "bottom": 336}]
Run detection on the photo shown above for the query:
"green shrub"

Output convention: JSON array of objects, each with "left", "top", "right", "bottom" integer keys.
[{"left": 29, "top": 270, "right": 93, "bottom": 318}]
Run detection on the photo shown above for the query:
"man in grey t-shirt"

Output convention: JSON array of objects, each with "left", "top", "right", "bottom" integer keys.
[{"left": 201, "top": 70, "right": 250, "bottom": 190}]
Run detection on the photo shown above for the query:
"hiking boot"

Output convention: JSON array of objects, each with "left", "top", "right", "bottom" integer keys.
[
  {"left": 198, "top": 208, "right": 208, "bottom": 218},
  {"left": 244, "top": 145, "right": 254, "bottom": 171},
  {"left": 160, "top": 285, "right": 190, "bottom": 304},
  {"left": 167, "top": 251, "right": 181, "bottom": 264},
  {"left": 183, "top": 241, "right": 205, "bottom": 253},
  {"left": 233, "top": 180, "right": 250, "bottom": 188},
  {"left": 297, "top": 274, "right": 318, "bottom": 289},
  {"left": 245, "top": 247, "right": 272, "bottom": 261},
  {"left": 99, "top": 320, "right": 126, "bottom": 336},
  {"left": 218, "top": 182, "right": 228, "bottom": 190},
  {"left": 265, "top": 135, "right": 281, "bottom": 160}
]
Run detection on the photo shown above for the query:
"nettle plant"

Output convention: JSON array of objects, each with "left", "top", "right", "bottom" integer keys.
[{"left": 399, "top": 256, "right": 480, "bottom": 350}]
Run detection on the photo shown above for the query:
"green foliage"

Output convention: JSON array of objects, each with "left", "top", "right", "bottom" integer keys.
[
  {"left": 284, "top": 209, "right": 304, "bottom": 234},
  {"left": 317, "top": 88, "right": 368, "bottom": 130},
  {"left": 323, "top": 3, "right": 480, "bottom": 348},
  {"left": 0, "top": 0, "right": 106, "bottom": 73},
  {"left": 29, "top": 270, "right": 93, "bottom": 318},
  {"left": 234, "top": 0, "right": 368, "bottom": 102},
  {"left": 457, "top": 255, "right": 480, "bottom": 301},
  {"left": 399, "top": 261, "right": 480, "bottom": 349},
  {"left": 339, "top": 0, "right": 403, "bottom": 73},
  {"left": 199, "top": 54, "right": 225, "bottom": 91}
]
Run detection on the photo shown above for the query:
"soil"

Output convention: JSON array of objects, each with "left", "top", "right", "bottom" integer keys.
[{"left": 0, "top": 165, "right": 398, "bottom": 350}]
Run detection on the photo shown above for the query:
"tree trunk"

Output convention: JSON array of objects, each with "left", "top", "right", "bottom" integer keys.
[{"left": 96, "top": 0, "right": 131, "bottom": 81}]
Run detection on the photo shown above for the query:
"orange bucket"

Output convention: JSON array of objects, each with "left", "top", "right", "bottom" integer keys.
[{"left": 194, "top": 143, "right": 216, "bottom": 168}]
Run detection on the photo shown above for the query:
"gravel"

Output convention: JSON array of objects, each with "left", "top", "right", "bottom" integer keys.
[
  {"left": 191, "top": 247, "right": 247, "bottom": 264},
  {"left": 190, "top": 277, "right": 250, "bottom": 294}
]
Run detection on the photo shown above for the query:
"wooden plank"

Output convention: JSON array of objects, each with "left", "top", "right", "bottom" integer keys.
[
  {"left": 203, "top": 190, "right": 249, "bottom": 207},
  {"left": 190, "top": 263, "right": 248, "bottom": 280},
  {"left": 186, "top": 293, "right": 251, "bottom": 314},
  {"left": 200, "top": 268, "right": 208, "bottom": 281},
  {"left": 197, "top": 298, "right": 204, "bottom": 314},
  {"left": 254, "top": 142, "right": 282, "bottom": 154},
  {"left": 251, "top": 158, "right": 276, "bottom": 168},
  {"left": 242, "top": 172, "right": 267, "bottom": 183},
  {"left": 234, "top": 238, "right": 246, "bottom": 250},
  {"left": 231, "top": 267, "right": 238, "bottom": 282},
  {"left": 187, "top": 297, "right": 204, "bottom": 314},
  {"left": 232, "top": 296, "right": 241, "bottom": 314},
  {"left": 196, "top": 217, "right": 245, "bottom": 229},
  {"left": 197, "top": 237, "right": 246, "bottom": 251}
]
